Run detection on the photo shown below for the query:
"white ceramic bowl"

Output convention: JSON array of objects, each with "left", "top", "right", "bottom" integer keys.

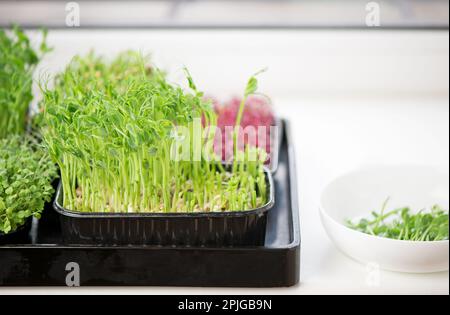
[{"left": 320, "top": 165, "right": 449, "bottom": 273}]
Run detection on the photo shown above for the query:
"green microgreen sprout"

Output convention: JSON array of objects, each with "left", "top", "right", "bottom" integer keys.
[
  {"left": 0, "top": 134, "right": 58, "bottom": 234},
  {"left": 41, "top": 52, "right": 269, "bottom": 213},
  {"left": 346, "top": 199, "right": 449, "bottom": 241},
  {"left": 0, "top": 26, "right": 49, "bottom": 139}
]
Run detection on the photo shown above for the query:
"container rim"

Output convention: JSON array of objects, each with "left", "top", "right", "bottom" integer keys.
[{"left": 53, "top": 167, "right": 275, "bottom": 218}]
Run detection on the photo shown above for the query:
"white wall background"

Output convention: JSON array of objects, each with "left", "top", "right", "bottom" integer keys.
[{"left": 29, "top": 29, "right": 449, "bottom": 102}]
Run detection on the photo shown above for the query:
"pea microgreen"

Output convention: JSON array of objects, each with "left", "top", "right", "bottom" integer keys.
[
  {"left": 41, "top": 52, "right": 268, "bottom": 213},
  {"left": 347, "top": 199, "right": 449, "bottom": 241},
  {"left": 0, "top": 26, "right": 48, "bottom": 139}
]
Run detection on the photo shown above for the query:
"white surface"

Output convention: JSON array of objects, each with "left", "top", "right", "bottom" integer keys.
[
  {"left": 320, "top": 165, "right": 449, "bottom": 273},
  {"left": 1, "top": 30, "right": 449, "bottom": 295}
]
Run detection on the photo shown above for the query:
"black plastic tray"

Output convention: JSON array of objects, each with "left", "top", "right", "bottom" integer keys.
[
  {"left": 53, "top": 169, "right": 274, "bottom": 247},
  {"left": 0, "top": 120, "right": 300, "bottom": 287}
]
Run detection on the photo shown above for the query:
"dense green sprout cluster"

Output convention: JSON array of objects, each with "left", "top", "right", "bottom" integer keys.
[
  {"left": 0, "top": 135, "right": 58, "bottom": 234},
  {"left": 0, "top": 27, "right": 56, "bottom": 235},
  {"left": 42, "top": 52, "right": 268, "bottom": 213},
  {"left": 347, "top": 200, "right": 449, "bottom": 242},
  {"left": 0, "top": 27, "right": 48, "bottom": 139}
]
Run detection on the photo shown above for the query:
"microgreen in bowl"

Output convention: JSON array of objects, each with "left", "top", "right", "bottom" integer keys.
[
  {"left": 0, "top": 135, "right": 58, "bottom": 235},
  {"left": 346, "top": 199, "right": 449, "bottom": 242}
]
